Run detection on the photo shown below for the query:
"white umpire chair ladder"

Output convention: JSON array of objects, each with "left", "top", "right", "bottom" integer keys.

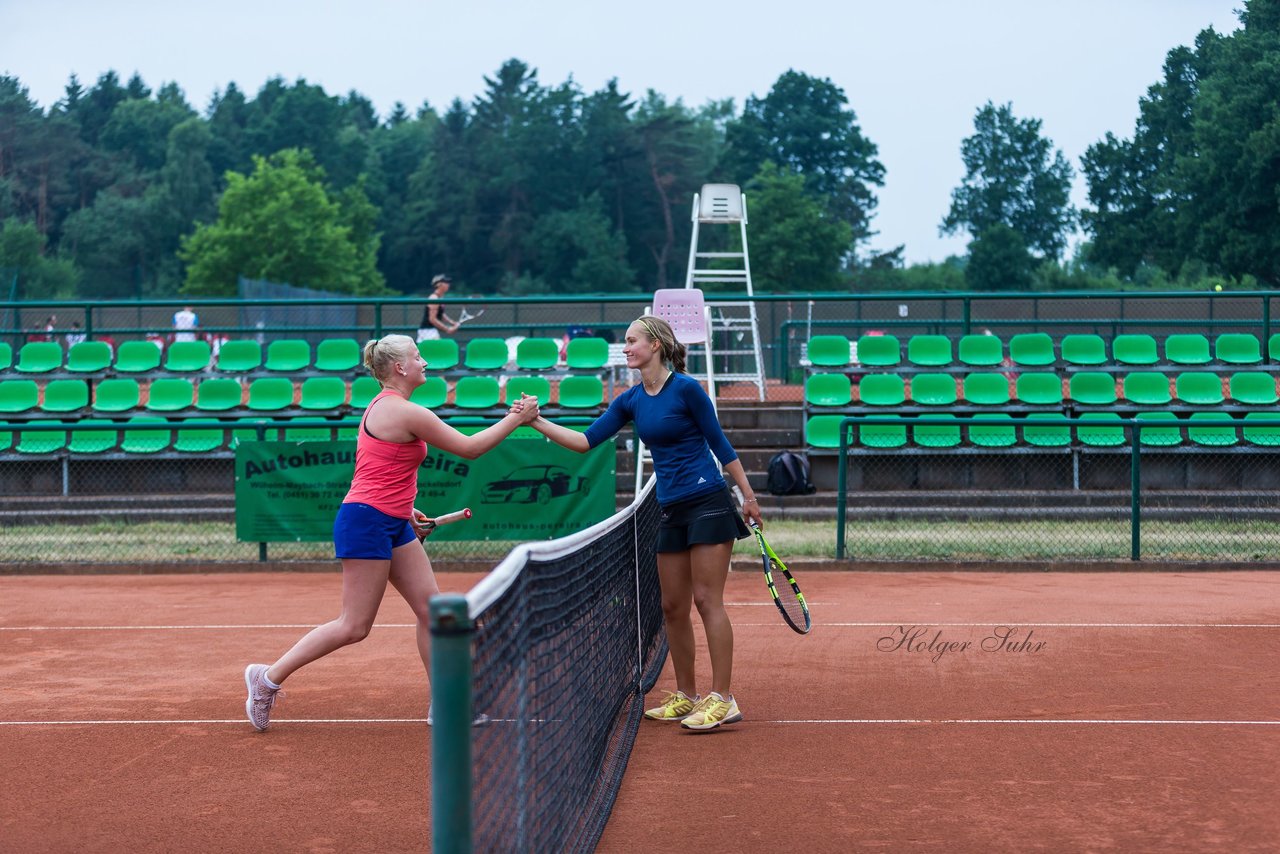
[
  {"left": 684, "top": 184, "right": 766, "bottom": 402},
  {"left": 634, "top": 288, "right": 718, "bottom": 493}
]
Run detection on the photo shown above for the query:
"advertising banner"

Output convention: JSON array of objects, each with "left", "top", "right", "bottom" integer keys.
[{"left": 235, "top": 434, "right": 616, "bottom": 542}]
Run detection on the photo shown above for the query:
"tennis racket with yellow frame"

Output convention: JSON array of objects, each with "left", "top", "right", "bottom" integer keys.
[{"left": 750, "top": 522, "right": 811, "bottom": 634}]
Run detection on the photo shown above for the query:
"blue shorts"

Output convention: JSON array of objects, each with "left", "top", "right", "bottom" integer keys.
[{"left": 333, "top": 502, "right": 417, "bottom": 560}]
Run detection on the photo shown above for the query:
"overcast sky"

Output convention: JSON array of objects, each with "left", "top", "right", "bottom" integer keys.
[{"left": 1, "top": 0, "right": 1244, "bottom": 265}]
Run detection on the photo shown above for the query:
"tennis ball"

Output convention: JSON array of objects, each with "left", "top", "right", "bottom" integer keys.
[{"left": 1214, "top": 284, "right": 1223, "bottom": 292}]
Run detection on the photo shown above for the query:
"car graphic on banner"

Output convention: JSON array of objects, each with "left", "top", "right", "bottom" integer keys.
[{"left": 480, "top": 464, "right": 591, "bottom": 504}]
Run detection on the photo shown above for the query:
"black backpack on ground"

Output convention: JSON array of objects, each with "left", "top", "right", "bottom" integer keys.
[{"left": 766, "top": 450, "right": 817, "bottom": 496}]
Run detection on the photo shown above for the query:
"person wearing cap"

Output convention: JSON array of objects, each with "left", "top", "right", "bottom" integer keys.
[{"left": 417, "top": 275, "right": 459, "bottom": 341}]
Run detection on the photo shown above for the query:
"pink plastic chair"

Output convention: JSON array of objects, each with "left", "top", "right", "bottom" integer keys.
[{"left": 651, "top": 288, "right": 709, "bottom": 346}]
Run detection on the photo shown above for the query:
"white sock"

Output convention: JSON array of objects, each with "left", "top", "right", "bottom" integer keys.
[{"left": 262, "top": 672, "right": 281, "bottom": 691}]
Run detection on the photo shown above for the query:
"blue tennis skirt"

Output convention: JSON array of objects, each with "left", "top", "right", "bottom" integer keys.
[{"left": 333, "top": 502, "right": 417, "bottom": 560}]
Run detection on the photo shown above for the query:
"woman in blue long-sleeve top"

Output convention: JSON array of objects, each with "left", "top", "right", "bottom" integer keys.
[{"left": 524, "top": 314, "right": 763, "bottom": 731}]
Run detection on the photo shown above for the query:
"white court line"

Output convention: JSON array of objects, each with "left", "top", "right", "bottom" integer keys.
[{"left": 1, "top": 717, "right": 1277, "bottom": 727}]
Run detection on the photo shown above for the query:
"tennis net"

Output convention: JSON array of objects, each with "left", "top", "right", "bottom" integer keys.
[{"left": 431, "top": 478, "right": 667, "bottom": 853}]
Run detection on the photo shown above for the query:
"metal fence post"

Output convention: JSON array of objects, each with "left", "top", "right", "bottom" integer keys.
[
  {"left": 1130, "top": 420, "right": 1142, "bottom": 561},
  {"left": 430, "top": 593, "right": 474, "bottom": 854},
  {"left": 836, "top": 416, "right": 853, "bottom": 559}
]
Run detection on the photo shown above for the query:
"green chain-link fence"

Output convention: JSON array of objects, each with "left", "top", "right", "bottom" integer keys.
[{"left": 832, "top": 415, "right": 1280, "bottom": 562}]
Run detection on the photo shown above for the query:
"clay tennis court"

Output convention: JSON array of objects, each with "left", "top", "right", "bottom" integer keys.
[{"left": 2, "top": 569, "right": 1277, "bottom": 852}]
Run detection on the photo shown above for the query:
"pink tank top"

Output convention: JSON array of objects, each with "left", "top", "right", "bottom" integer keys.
[{"left": 343, "top": 390, "right": 428, "bottom": 519}]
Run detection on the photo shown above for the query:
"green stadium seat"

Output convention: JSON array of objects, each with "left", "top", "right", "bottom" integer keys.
[
  {"left": 807, "top": 335, "right": 852, "bottom": 368},
  {"left": 419, "top": 338, "right": 460, "bottom": 371},
  {"left": 1243, "top": 412, "right": 1280, "bottom": 446},
  {"left": 1215, "top": 333, "right": 1262, "bottom": 365},
  {"left": 16, "top": 419, "right": 67, "bottom": 454},
  {"left": 454, "top": 376, "right": 501, "bottom": 408},
  {"left": 336, "top": 418, "right": 360, "bottom": 441},
  {"left": 1163, "top": 334, "right": 1211, "bottom": 365},
  {"left": 1060, "top": 334, "right": 1107, "bottom": 367},
  {"left": 1229, "top": 372, "right": 1279, "bottom": 405},
  {"left": 247, "top": 378, "right": 295, "bottom": 411},
  {"left": 231, "top": 419, "right": 276, "bottom": 447},
  {"left": 164, "top": 340, "right": 212, "bottom": 372},
  {"left": 464, "top": 338, "right": 510, "bottom": 371},
  {"left": 804, "top": 373, "right": 852, "bottom": 407},
  {"left": 805, "top": 414, "right": 848, "bottom": 449},
  {"left": 195, "top": 378, "right": 244, "bottom": 412},
  {"left": 858, "top": 421, "right": 906, "bottom": 449},
  {"left": 113, "top": 341, "right": 162, "bottom": 373},
  {"left": 1021, "top": 414, "right": 1066, "bottom": 446},
  {"left": 121, "top": 416, "right": 171, "bottom": 454},
  {"left": 1008, "top": 333, "right": 1055, "bottom": 367},
  {"left": 565, "top": 337, "right": 608, "bottom": 370},
  {"left": 515, "top": 337, "right": 561, "bottom": 371},
  {"left": 957, "top": 333, "right": 1003, "bottom": 367},
  {"left": 215, "top": 340, "right": 263, "bottom": 373},
  {"left": 909, "top": 373, "right": 958, "bottom": 406},
  {"left": 1111, "top": 334, "right": 1158, "bottom": 366},
  {"left": 1269, "top": 333, "right": 1280, "bottom": 362},
  {"left": 298, "top": 376, "right": 348, "bottom": 411},
  {"left": 1136, "top": 411, "right": 1182, "bottom": 447},
  {"left": 40, "top": 379, "right": 90, "bottom": 413},
  {"left": 14, "top": 342, "right": 64, "bottom": 373},
  {"left": 264, "top": 339, "right": 311, "bottom": 372},
  {"left": 962, "top": 373, "right": 1010, "bottom": 406},
  {"left": 0, "top": 342, "right": 11, "bottom": 371},
  {"left": 68, "top": 419, "right": 118, "bottom": 454},
  {"left": 0, "top": 379, "right": 39, "bottom": 413},
  {"left": 313, "top": 338, "right": 361, "bottom": 372},
  {"left": 173, "top": 427, "right": 225, "bottom": 453},
  {"left": 284, "top": 426, "right": 335, "bottom": 443},
  {"left": 855, "top": 335, "right": 900, "bottom": 367},
  {"left": 350, "top": 376, "right": 382, "bottom": 408},
  {"left": 1121, "top": 372, "right": 1171, "bottom": 406},
  {"left": 1174, "top": 372, "right": 1225, "bottom": 405},
  {"left": 855, "top": 374, "right": 905, "bottom": 406},
  {"left": 1015, "top": 373, "right": 1063, "bottom": 406},
  {"left": 1187, "top": 412, "right": 1238, "bottom": 447},
  {"left": 92, "top": 378, "right": 141, "bottom": 413},
  {"left": 411, "top": 376, "right": 450, "bottom": 408},
  {"left": 968, "top": 413, "right": 1017, "bottom": 448},
  {"left": 912, "top": 414, "right": 961, "bottom": 448},
  {"left": 558, "top": 376, "right": 605, "bottom": 409},
  {"left": 65, "top": 341, "right": 113, "bottom": 373},
  {"left": 1076, "top": 412, "right": 1126, "bottom": 447},
  {"left": 145, "top": 378, "right": 195, "bottom": 412},
  {"left": 0, "top": 430, "right": 9, "bottom": 452},
  {"left": 906, "top": 335, "right": 953, "bottom": 367},
  {"left": 505, "top": 376, "right": 552, "bottom": 406},
  {"left": 1068, "top": 372, "right": 1118, "bottom": 406}
]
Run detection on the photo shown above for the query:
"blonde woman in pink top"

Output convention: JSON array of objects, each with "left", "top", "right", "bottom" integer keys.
[{"left": 244, "top": 334, "right": 539, "bottom": 731}]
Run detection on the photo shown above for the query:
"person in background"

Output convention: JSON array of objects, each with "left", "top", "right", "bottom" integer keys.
[
  {"left": 417, "top": 275, "right": 459, "bottom": 341},
  {"left": 243, "top": 333, "right": 540, "bottom": 731},
  {"left": 172, "top": 305, "right": 199, "bottom": 343},
  {"left": 64, "top": 321, "right": 86, "bottom": 349},
  {"left": 515, "top": 315, "right": 762, "bottom": 732}
]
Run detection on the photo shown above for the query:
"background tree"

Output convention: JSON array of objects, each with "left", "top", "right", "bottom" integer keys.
[
  {"left": 179, "top": 149, "right": 386, "bottom": 295},
  {"left": 722, "top": 70, "right": 884, "bottom": 256},
  {"left": 745, "top": 163, "right": 852, "bottom": 291},
  {"left": 964, "top": 224, "right": 1035, "bottom": 291},
  {"left": 942, "top": 102, "right": 1076, "bottom": 264}
]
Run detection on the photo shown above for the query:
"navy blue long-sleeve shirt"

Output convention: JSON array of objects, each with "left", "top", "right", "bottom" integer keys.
[{"left": 583, "top": 372, "right": 737, "bottom": 505}]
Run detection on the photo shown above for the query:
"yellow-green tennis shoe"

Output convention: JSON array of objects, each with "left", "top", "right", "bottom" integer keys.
[
  {"left": 644, "top": 690, "right": 699, "bottom": 721},
  {"left": 680, "top": 691, "right": 742, "bottom": 731}
]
